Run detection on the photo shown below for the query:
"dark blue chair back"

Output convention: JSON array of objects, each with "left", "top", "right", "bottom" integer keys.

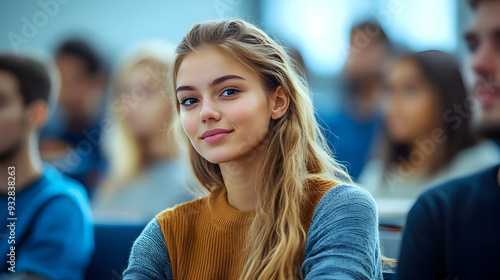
[{"left": 85, "top": 223, "right": 146, "bottom": 280}]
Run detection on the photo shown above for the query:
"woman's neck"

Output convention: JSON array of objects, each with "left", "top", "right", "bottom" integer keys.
[{"left": 219, "top": 149, "right": 265, "bottom": 211}]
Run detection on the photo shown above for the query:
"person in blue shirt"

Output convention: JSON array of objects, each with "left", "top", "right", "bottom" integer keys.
[
  {"left": 319, "top": 21, "right": 392, "bottom": 180},
  {"left": 0, "top": 54, "right": 94, "bottom": 280},
  {"left": 396, "top": 0, "right": 500, "bottom": 279}
]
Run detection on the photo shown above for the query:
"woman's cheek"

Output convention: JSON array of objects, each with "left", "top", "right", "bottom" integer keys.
[
  {"left": 230, "top": 99, "right": 270, "bottom": 144},
  {"left": 180, "top": 111, "right": 199, "bottom": 142}
]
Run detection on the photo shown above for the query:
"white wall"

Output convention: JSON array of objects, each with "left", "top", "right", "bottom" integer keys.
[{"left": 0, "top": 0, "right": 260, "bottom": 64}]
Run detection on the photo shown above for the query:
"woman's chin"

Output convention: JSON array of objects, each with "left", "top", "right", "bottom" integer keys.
[{"left": 202, "top": 153, "right": 237, "bottom": 165}]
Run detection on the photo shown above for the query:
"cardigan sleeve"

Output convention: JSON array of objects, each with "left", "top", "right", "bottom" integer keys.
[
  {"left": 302, "top": 184, "right": 383, "bottom": 280},
  {"left": 122, "top": 218, "right": 173, "bottom": 280}
]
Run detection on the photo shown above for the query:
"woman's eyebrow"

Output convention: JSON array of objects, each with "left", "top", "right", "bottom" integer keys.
[
  {"left": 176, "top": 75, "right": 245, "bottom": 94},
  {"left": 211, "top": 75, "right": 245, "bottom": 87},
  {"left": 176, "top": 85, "right": 196, "bottom": 94}
]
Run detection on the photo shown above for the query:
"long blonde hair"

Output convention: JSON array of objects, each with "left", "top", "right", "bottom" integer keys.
[
  {"left": 170, "top": 20, "right": 353, "bottom": 279},
  {"left": 101, "top": 41, "right": 179, "bottom": 196}
]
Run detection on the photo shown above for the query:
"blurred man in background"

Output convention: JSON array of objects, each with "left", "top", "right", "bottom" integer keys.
[
  {"left": 321, "top": 21, "right": 393, "bottom": 179},
  {"left": 40, "top": 39, "right": 108, "bottom": 196},
  {"left": 0, "top": 54, "right": 93, "bottom": 280},
  {"left": 397, "top": 0, "right": 500, "bottom": 278}
]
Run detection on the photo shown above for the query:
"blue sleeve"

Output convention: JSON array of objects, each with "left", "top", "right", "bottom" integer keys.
[
  {"left": 123, "top": 218, "right": 173, "bottom": 280},
  {"left": 17, "top": 196, "right": 93, "bottom": 280},
  {"left": 396, "top": 192, "right": 445, "bottom": 279},
  {"left": 302, "top": 184, "right": 383, "bottom": 280}
]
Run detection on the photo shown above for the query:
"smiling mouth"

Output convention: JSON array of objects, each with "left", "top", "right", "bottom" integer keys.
[
  {"left": 200, "top": 129, "right": 233, "bottom": 143},
  {"left": 477, "top": 85, "right": 500, "bottom": 107}
]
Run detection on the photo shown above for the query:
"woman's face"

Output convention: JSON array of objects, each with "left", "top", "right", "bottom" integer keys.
[
  {"left": 385, "top": 59, "right": 440, "bottom": 143},
  {"left": 121, "top": 63, "right": 171, "bottom": 137},
  {"left": 175, "top": 46, "right": 275, "bottom": 164}
]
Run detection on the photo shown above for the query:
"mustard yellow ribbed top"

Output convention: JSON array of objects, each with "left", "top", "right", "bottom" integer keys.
[{"left": 155, "top": 179, "right": 336, "bottom": 279}]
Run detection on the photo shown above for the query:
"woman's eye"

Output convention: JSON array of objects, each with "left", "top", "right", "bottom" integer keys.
[
  {"left": 180, "top": 97, "right": 199, "bottom": 106},
  {"left": 221, "top": 88, "right": 239, "bottom": 97}
]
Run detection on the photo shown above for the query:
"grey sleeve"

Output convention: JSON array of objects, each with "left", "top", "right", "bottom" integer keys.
[
  {"left": 122, "top": 218, "right": 173, "bottom": 280},
  {"left": 302, "top": 184, "right": 383, "bottom": 280}
]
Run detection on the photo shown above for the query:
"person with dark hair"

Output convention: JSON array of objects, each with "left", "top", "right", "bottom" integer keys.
[
  {"left": 39, "top": 38, "right": 108, "bottom": 195},
  {"left": 0, "top": 54, "right": 93, "bottom": 279},
  {"left": 396, "top": 0, "right": 500, "bottom": 279},
  {"left": 320, "top": 20, "right": 392, "bottom": 180},
  {"left": 358, "top": 50, "right": 500, "bottom": 218}
]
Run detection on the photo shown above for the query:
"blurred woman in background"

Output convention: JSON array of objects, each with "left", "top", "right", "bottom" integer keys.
[
  {"left": 358, "top": 50, "right": 500, "bottom": 218},
  {"left": 92, "top": 42, "right": 194, "bottom": 222}
]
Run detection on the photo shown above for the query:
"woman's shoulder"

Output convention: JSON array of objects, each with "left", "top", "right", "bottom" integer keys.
[
  {"left": 313, "top": 183, "right": 378, "bottom": 227},
  {"left": 303, "top": 179, "right": 375, "bottom": 230},
  {"left": 307, "top": 179, "right": 377, "bottom": 219},
  {"left": 306, "top": 182, "right": 379, "bottom": 238},
  {"left": 307, "top": 178, "right": 374, "bottom": 204},
  {"left": 320, "top": 183, "right": 376, "bottom": 207}
]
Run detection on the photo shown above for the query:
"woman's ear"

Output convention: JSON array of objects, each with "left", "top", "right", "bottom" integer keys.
[{"left": 270, "top": 86, "right": 289, "bottom": 120}]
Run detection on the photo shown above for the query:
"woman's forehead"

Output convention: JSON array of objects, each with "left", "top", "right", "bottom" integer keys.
[{"left": 176, "top": 46, "right": 257, "bottom": 88}]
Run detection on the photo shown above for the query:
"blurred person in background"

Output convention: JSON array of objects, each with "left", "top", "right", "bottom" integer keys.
[
  {"left": 92, "top": 42, "right": 194, "bottom": 222},
  {"left": 396, "top": 0, "right": 500, "bottom": 279},
  {"left": 359, "top": 50, "right": 500, "bottom": 218},
  {"left": 321, "top": 21, "right": 393, "bottom": 179},
  {"left": 0, "top": 54, "right": 93, "bottom": 280},
  {"left": 39, "top": 38, "right": 108, "bottom": 196}
]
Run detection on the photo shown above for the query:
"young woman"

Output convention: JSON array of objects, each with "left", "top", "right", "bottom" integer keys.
[
  {"left": 92, "top": 42, "right": 193, "bottom": 221},
  {"left": 124, "top": 20, "right": 383, "bottom": 279},
  {"left": 358, "top": 50, "right": 500, "bottom": 217}
]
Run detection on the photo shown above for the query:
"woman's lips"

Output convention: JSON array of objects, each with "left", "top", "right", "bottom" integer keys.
[
  {"left": 477, "top": 85, "right": 500, "bottom": 107},
  {"left": 200, "top": 128, "right": 233, "bottom": 143},
  {"left": 202, "top": 132, "right": 232, "bottom": 143}
]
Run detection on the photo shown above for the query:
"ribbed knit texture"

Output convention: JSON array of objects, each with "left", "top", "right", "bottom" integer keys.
[{"left": 123, "top": 182, "right": 384, "bottom": 279}]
